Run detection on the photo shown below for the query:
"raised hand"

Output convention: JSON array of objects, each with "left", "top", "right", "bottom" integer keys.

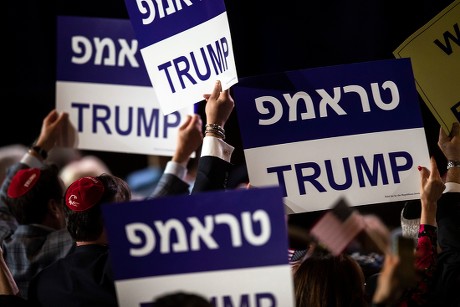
[
  {"left": 438, "top": 122, "right": 460, "bottom": 162},
  {"left": 419, "top": 156, "right": 445, "bottom": 225},
  {"left": 203, "top": 80, "right": 234, "bottom": 128},
  {"left": 172, "top": 114, "right": 203, "bottom": 165},
  {"left": 35, "top": 109, "right": 69, "bottom": 152}
]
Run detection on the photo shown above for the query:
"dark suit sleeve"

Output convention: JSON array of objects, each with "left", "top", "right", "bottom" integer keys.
[
  {"left": 0, "top": 295, "right": 31, "bottom": 307},
  {"left": 147, "top": 173, "right": 190, "bottom": 199},
  {"left": 191, "top": 156, "right": 231, "bottom": 193},
  {"left": 437, "top": 192, "right": 460, "bottom": 252},
  {"left": 430, "top": 192, "right": 460, "bottom": 306}
]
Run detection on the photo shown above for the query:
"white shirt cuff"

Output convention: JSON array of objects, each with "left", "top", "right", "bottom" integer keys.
[
  {"left": 444, "top": 182, "right": 460, "bottom": 193},
  {"left": 20, "top": 152, "right": 43, "bottom": 168},
  {"left": 163, "top": 161, "right": 187, "bottom": 180},
  {"left": 201, "top": 136, "right": 234, "bottom": 163}
]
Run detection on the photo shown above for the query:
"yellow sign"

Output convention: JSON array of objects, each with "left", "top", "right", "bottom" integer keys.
[{"left": 394, "top": 0, "right": 460, "bottom": 134}]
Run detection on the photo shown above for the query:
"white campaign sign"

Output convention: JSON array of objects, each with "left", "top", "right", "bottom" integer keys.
[
  {"left": 124, "top": 0, "right": 238, "bottom": 115},
  {"left": 55, "top": 16, "right": 194, "bottom": 156},
  {"left": 233, "top": 59, "right": 430, "bottom": 213}
]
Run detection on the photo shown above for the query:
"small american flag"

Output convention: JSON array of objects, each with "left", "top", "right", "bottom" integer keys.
[{"left": 309, "top": 198, "right": 365, "bottom": 256}]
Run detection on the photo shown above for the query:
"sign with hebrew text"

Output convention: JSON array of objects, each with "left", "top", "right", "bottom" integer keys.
[
  {"left": 102, "top": 187, "right": 295, "bottom": 307},
  {"left": 233, "top": 58, "right": 430, "bottom": 213},
  {"left": 56, "top": 16, "right": 194, "bottom": 156},
  {"left": 123, "top": 0, "right": 238, "bottom": 115}
]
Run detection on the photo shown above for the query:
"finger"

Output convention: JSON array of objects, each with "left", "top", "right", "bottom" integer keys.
[
  {"left": 429, "top": 156, "right": 440, "bottom": 178},
  {"left": 180, "top": 115, "right": 192, "bottom": 129},
  {"left": 222, "top": 89, "right": 233, "bottom": 104},
  {"left": 419, "top": 165, "right": 429, "bottom": 179},
  {"left": 192, "top": 115, "right": 202, "bottom": 127},
  {"left": 209, "top": 80, "right": 222, "bottom": 101},
  {"left": 52, "top": 112, "right": 69, "bottom": 128},
  {"left": 439, "top": 126, "right": 450, "bottom": 144},
  {"left": 57, "top": 112, "right": 69, "bottom": 122},
  {"left": 203, "top": 94, "right": 211, "bottom": 100},
  {"left": 189, "top": 114, "right": 202, "bottom": 127},
  {"left": 450, "top": 122, "right": 460, "bottom": 137},
  {"left": 44, "top": 109, "right": 59, "bottom": 124}
]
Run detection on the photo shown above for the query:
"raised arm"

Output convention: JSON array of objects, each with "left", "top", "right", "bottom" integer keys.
[
  {"left": 0, "top": 109, "right": 69, "bottom": 241},
  {"left": 192, "top": 80, "right": 235, "bottom": 193},
  {"left": 419, "top": 156, "right": 445, "bottom": 226},
  {"left": 149, "top": 114, "right": 203, "bottom": 198},
  {"left": 423, "top": 122, "right": 460, "bottom": 306}
]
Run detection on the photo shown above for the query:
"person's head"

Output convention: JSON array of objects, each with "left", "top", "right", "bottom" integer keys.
[
  {"left": 293, "top": 248, "right": 367, "bottom": 307},
  {"left": 59, "top": 155, "right": 111, "bottom": 189},
  {"left": 5, "top": 165, "right": 65, "bottom": 229},
  {"left": 152, "top": 291, "right": 212, "bottom": 307},
  {"left": 0, "top": 144, "right": 27, "bottom": 184},
  {"left": 400, "top": 200, "right": 421, "bottom": 243},
  {"left": 64, "top": 174, "right": 131, "bottom": 242}
]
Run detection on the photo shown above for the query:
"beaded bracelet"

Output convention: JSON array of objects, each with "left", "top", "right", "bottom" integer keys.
[
  {"left": 205, "top": 124, "right": 225, "bottom": 135},
  {"left": 204, "top": 129, "right": 225, "bottom": 139},
  {"left": 204, "top": 124, "right": 225, "bottom": 139}
]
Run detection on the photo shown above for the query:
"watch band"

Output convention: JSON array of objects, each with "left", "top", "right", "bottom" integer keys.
[
  {"left": 30, "top": 145, "right": 48, "bottom": 160},
  {"left": 447, "top": 160, "right": 460, "bottom": 170}
]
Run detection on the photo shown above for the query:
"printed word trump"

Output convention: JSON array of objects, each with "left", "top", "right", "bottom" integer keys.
[
  {"left": 158, "top": 36, "right": 230, "bottom": 93},
  {"left": 210, "top": 292, "right": 277, "bottom": 307},
  {"left": 71, "top": 103, "right": 181, "bottom": 138},
  {"left": 268, "top": 151, "right": 413, "bottom": 197}
]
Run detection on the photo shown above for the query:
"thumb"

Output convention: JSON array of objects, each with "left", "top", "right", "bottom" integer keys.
[{"left": 179, "top": 115, "right": 193, "bottom": 130}]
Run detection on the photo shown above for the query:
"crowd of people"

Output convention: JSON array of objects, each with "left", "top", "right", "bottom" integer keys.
[{"left": 0, "top": 80, "right": 459, "bottom": 306}]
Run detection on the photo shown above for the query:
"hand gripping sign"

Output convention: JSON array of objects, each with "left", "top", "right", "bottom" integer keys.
[{"left": 123, "top": 0, "right": 239, "bottom": 115}]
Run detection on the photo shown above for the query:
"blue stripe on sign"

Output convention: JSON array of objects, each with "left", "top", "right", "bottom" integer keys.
[
  {"left": 56, "top": 16, "right": 151, "bottom": 86},
  {"left": 125, "top": 0, "right": 227, "bottom": 49},
  {"left": 233, "top": 58, "right": 423, "bottom": 149},
  {"left": 102, "top": 187, "right": 289, "bottom": 281}
]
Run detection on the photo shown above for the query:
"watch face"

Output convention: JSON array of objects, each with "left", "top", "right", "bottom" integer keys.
[{"left": 447, "top": 161, "right": 460, "bottom": 169}]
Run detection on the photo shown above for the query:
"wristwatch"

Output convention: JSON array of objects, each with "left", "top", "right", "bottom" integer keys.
[
  {"left": 447, "top": 160, "right": 460, "bottom": 170},
  {"left": 30, "top": 145, "right": 48, "bottom": 160}
]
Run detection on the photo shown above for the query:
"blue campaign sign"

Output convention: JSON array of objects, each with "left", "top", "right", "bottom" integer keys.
[
  {"left": 232, "top": 59, "right": 431, "bottom": 213},
  {"left": 102, "top": 187, "right": 295, "bottom": 307},
  {"left": 102, "top": 187, "right": 288, "bottom": 280},
  {"left": 55, "top": 16, "right": 195, "bottom": 156},
  {"left": 122, "top": 0, "right": 238, "bottom": 115}
]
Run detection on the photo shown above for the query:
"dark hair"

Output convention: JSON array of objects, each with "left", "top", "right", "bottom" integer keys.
[
  {"left": 294, "top": 249, "right": 367, "bottom": 307},
  {"left": 64, "top": 173, "right": 131, "bottom": 241},
  {"left": 4, "top": 164, "right": 62, "bottom": 224},
  {"left": 402, "top": 200, "right": 421, "bottom": 219},
  {"left": 152, "top": 292, "right": 212, "bottom": 307}
]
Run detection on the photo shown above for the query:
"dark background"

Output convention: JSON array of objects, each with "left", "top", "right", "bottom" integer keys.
[{"left": 4, "top": 0, "right": 455, "bottom": 228}]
